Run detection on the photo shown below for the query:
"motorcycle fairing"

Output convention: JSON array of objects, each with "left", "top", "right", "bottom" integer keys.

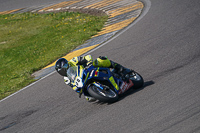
[
  {"left": 67, "top": 65, "right": 135, "bottom": 96},
  {"left": 118, "top": 79, "right": 134, "bottom": 94},
  {"left": 85, "top": 66, "right": 121, "bottom": 93},
  {"left": 69, "top": 65, "right": 84, "bottom": 92},
  {"left": 109, "top": 76, "right": 119, "bottom": 91}
]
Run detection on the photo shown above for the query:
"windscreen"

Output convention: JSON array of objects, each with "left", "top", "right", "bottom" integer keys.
[{"left": 66, "top": 66, "right": 78, "bottom": 82}]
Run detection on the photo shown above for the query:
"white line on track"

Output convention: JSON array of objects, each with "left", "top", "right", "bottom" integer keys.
[
  {"left": 0, "top": 71, "right": 56, "bottom": 103},
  {"left": 0, "top": 0, "right": 151, "bottom": 103}
]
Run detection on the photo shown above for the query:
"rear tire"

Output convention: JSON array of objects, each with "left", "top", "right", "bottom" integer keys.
[
  {"left": 130, "top": 72, "right": 144, "bottom": 89},
  {"left": 88, "top": 85, "right": 119, "bottom": 103}
]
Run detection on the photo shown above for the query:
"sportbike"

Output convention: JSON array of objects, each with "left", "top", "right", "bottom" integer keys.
[{"left": 66, "top": 64, "right": 144, "bottom": 103}]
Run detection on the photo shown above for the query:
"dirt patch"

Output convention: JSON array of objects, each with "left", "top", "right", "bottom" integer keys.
[{"left": 0, "top": 41, "right": 6, "bottom": 45}]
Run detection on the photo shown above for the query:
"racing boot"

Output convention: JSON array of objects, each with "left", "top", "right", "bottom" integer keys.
[
  {"left": 114, "top": 64, "right": 131, "bottom": 83},
  {"left": 85, "top": 96, "right": 96, "bottom": 102}
]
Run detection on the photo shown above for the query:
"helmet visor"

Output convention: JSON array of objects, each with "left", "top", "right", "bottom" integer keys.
[
  {"left": 57, "top": 67, "right": 67, "bottom": 76},
  {"left": 57, "top": 63, "right": 68, "bottom": 76},
  {"left": 62, "top": 63, "right": 69, "bottom": 69}
]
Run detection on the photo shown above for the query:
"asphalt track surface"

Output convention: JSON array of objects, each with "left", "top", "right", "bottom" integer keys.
[{"left": 1, "top": 0, "right": 200, "bottom": 133}]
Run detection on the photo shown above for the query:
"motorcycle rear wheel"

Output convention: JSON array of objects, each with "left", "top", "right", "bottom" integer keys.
[
  {"left": 88, "top": 85, "right": 119, "bottom": 103},
  {"left": 130, "top": 72, "right": 144, "bottom": 89}
]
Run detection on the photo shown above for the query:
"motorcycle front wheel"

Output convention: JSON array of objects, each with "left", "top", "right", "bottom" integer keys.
[{"left": 88, "top": 84, "right": 119, "bottom": 103}]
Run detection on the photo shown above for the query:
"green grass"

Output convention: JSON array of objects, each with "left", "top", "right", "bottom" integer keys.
[{"left": 0, "top": 12, "right": 108, "bottom": 100}]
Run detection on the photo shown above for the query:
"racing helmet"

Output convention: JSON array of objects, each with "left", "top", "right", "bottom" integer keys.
[{"left": 55, "top": 58, "right": 69, "bottom": 76}]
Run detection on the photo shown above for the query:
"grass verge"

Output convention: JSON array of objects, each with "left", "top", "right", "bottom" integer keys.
[{"left": 0, "top": 11, "right": 108, "bottom": 100}]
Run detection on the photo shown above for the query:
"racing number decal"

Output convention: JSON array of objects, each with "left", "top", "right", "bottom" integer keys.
[{"left": 109, "top": 76, "right": 119, "bottom": 91}]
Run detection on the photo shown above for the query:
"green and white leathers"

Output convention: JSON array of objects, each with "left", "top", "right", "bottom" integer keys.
[
  {"left": 93, "top": 56, "right": 112, "bottom": 68},
  {"left": 68, "top": 55, "right": 93, "bottom": 67}
]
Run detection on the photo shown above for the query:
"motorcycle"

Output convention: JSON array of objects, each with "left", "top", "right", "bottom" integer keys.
[{"left": 66, "top": 64, "right": 144, "bottom": 103}]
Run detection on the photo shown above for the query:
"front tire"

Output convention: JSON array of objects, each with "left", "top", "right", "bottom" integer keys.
[{"left": 88, "top": 84, "right": 119, "bottom": 103}]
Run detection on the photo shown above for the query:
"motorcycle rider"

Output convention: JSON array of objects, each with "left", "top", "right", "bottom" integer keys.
[{"left": 55, "top": 55, "right": 124, "bottom": 102}]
